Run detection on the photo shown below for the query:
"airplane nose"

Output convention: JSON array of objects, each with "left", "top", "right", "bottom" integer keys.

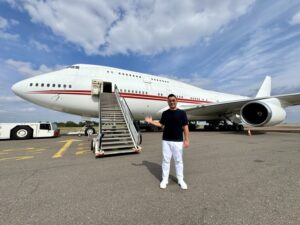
[{"left": 11, "top": 81, "right": 24, "bottom": 97}]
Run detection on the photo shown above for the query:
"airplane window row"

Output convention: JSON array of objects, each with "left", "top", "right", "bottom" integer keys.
[
  {"left": 29, "top": 83, "right": 72, "bottom": 88},
  {"left": 118, "top": 71, "right": 142, "bottom": 79},
  {"left": 151, "top": 78, "right": 169, "bottom": 83},
  {"left": 120, "top": 89, "right": 148, "bottom": 95},
  {"left": 158, "top": 93, "right": 164, "bottom": 96},
  {"left": 191, "top": 97, "right": 208, "bottom": 101}
]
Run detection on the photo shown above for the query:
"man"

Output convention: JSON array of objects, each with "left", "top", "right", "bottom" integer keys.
[{"left": 145, "top": 94, "right": 190, "bottom": 190}]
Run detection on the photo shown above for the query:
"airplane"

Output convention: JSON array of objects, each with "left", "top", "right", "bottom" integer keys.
[{"left": 11, "top": 64, "right": 300, "bottom": 134}]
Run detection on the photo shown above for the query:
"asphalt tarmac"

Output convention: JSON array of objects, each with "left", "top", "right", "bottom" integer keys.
[{"left": 0, "top": 131, "right": 300, "bottom": 225}]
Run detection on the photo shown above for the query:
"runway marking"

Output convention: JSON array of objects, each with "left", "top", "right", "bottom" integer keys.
[
  {"left": 52, "top": 139, "right": 81, "bottom": 158},
  {"left": 1, "top": 148, "right": 45, "bottom": 153},
  {"left": 0, "top": 152, "right": 9, "bottom": 155},
  {"left": 0, "top": 156, "right": 34, "bottom": 161},
  {"left": 75, "top": 150, "right": 89, "bottom": 155},
  {"left": 0, "top": 149, "right": 15, "bottom": 152}
]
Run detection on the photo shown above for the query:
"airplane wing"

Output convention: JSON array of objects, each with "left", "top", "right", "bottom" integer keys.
[{"left": 183, "top": 92, "right": 300, "bottom": 117}]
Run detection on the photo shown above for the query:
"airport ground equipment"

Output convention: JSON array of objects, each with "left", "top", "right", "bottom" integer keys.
[
  {"left": 0, "top": 122, "right": 60, "bottom": 140},
  {"left": 91, "top": 81, "right": 142, "bottom": 157}
]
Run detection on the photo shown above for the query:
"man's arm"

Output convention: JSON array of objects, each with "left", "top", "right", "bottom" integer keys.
[
  {"left": 183, "top": 125, "right": 190, "bottom": 148},
  {"left": 145, "top": 116, "right": 163, "bottom": 128}
]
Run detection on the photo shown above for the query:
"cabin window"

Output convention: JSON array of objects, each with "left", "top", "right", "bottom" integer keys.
[
  {"left": 30, "top": 83, "right": 33, "bottom": 86},
  {"left": 52, "top": 84, "right": 55, "bottom": 88},
  {"left": 40, "top": 123, "right": 51, "bottom": 130},
  {"left": 58, "top": 84, "right": 61, "bottom": 88},
  {"left": 47, "top": 84, "right": 50, "bottom": 87},
  {"left": 69, "top": 85, "right": 72, "bottom": 88},
  {"left": 35, "top": 83, "right": 38, "bottom": 87}
]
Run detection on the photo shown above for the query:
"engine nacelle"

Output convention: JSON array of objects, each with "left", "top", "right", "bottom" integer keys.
[{"left": 241, "top": 98, "right": 286, "bottom": 127}]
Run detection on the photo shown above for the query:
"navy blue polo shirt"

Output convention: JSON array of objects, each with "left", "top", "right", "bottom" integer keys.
[{"left": 159, "top": 109, "right": 188, "bottom": 142}]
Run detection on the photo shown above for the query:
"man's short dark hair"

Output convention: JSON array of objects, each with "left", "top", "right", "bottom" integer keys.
[{"left": 168, "top": 94, "right": 176, "bottom": 99}]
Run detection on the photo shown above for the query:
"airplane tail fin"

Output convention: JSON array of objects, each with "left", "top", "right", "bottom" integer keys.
[{"left": 256, "top": 76, "right": 271, "bottom": 98}]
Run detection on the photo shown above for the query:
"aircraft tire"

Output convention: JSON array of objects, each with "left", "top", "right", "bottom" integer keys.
[
  {"left": 11, "top": 126, "right": 33, "bottom": 140},
  {"left": 85, "top": 127, "right": 96, "bottom": 136}
]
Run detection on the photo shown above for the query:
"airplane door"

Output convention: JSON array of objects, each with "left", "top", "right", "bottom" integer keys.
[
  {"left": 91, "top": 80, "right": 112, "bottom": 95},
  {"left": 143, "top": 77, "right": 152, "bottom": 115}
]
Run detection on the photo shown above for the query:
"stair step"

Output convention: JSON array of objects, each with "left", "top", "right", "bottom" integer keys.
[
  {"left": 102, "top": 140, "right": 134, "bottom": 145},
  {"left": 103, "top": 127, "right": 128, "bottom": 130},
  {"left": 102, "top": 133, "right": 131, "bottom": 137},
  {"left": 101, "top": 144, "right": 135, "bottom": 150},
  {"left": 102, "top": 137, "right": 132, "bottom": 141},
  {"left": 102, "top": 130, "right": 130, "bottom": 134},
  {"left": 102, "top": 149, "right": 138, "bottom": 155},
  {"left": 102, "top": 122, "right": 126, "bottom": 124}
]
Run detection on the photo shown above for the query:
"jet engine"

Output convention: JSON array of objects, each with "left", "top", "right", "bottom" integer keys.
[{"left": 241, "top": 98, "right": 286, "bottom": 127}]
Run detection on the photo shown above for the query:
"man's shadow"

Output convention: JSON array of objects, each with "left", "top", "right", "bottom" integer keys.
[{"left": 132, "top": 161, "right": 177, "bottom": 183}]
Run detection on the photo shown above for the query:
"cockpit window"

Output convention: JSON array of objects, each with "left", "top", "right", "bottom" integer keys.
[{"left": 68, "top": 65, "right": 80, "bottom": 69}]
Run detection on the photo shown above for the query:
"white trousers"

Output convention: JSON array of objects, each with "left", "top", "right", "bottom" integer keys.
[{"left": 162, "top": 140, "right": 184, "bottom": 182}]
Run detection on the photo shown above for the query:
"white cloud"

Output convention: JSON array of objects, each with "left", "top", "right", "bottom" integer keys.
[
  {"left": 16, "top": 0, "right": 255, "bottom": 55},
  {"left": 290, "top": 11, "right": 300, "bottom": 25},
  {"left": 19, "top": 107, "right": 37, "bottom": 112},
  {"left": 29, "top": 39, "right": 50, "bottom": 52},
  {"left": 4, "top": 59, "right": 64, "bottom": 77},
  {"left": 0, "top": 16, "right": 19, "bottom": 40},
  {"left": 0, "top": 96, "right": 24, "bottom": 103},
  {"left": 0, "top": 16, "right": 8, "bottom": 29}
]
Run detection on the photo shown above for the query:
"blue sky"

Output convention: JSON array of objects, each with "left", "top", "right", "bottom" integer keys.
[{"left": 0, "top": 0, "right": 300, "bottom": 123}]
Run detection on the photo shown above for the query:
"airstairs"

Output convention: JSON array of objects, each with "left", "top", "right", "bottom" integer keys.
[{"left": 91, "top": 82, "right": 142, "bottom": 157}]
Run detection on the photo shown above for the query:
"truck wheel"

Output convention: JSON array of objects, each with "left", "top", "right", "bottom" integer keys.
[
  {"left": 12, "top": 126, "right": 33, "bottom": 140},
  {"left": 85, "top": 127, "right": 96, "bottom": 136}
]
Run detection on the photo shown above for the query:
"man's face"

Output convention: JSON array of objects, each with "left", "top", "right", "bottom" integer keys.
[{"left": 168, "top": 97, "right": 177, "bottom": 110}]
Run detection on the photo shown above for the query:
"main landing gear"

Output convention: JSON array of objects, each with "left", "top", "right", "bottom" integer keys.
[{"left": 203, "top": 121, "right": 244, "bottom": 131}]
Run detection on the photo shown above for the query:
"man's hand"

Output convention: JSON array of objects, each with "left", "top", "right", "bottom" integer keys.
[
  {"left": 183, "top": 140, "right": 189, "bottom": 148},
  {"left": 145, "top": 116, "right": 153, "bottom": 124}
]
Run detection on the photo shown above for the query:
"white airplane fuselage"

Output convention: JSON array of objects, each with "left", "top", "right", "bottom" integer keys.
[{"left": 12, "top": 64, "right": 248, "bottom": 121}]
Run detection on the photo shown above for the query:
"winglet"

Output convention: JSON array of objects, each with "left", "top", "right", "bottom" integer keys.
[{"left": 256, "top": 76, "right": 271, "bottom": 97}]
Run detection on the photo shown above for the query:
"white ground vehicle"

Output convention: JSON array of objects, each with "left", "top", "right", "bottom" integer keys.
[{"left": 0, "top": 122, "right": 60, "bottom": 140}]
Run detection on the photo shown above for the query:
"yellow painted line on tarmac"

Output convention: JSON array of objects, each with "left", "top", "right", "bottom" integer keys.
[
  {"left": 2, "top": 149, "right": 17, "bottom": 152},
  {"left": 0, "top": 156, "right": 34, "bottom": 161},
  {"left": 2, "top": 148, "right": 36, "bottom": 152},
  {"left": 52, "top": 139, "right": 81, "bottom": 158},
  {"left": 16, "top": 156, "right": 34, "bottom": 160},
  {"left": 75, "top": 150, "right": 89, "bottom": 155},
  {"left": 0, "top": 152, "right": 9, "bottom": 155}
]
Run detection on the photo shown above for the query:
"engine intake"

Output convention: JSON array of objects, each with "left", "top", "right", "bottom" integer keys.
[{"left": 241, "top": 99, "right": 286, "bottom": 127}]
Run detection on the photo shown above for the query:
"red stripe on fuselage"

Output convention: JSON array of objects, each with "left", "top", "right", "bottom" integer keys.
[{"left": 27, "top": 90, "right": 210, "bottom": 104}]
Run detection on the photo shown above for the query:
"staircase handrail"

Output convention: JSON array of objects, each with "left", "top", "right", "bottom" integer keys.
[{"left": 114, "top": 85, "right": 140, "bottom": 148}]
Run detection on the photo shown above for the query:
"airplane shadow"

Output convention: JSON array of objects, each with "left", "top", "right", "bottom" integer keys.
[{"left": 132, "top": 160, "right": 177, "bottom": 183}]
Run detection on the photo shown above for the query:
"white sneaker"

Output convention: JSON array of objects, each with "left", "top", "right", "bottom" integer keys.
[
  {"left": 178, "top": 180, "right": 188, "bottom": 190},
  {"left": 160, "top": 180, "right": 168, "bottom": 189}
]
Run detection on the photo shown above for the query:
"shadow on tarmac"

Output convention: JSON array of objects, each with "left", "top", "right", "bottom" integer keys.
[{"left": 132, "top": 160, "right": 177, "bottom": 183}]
